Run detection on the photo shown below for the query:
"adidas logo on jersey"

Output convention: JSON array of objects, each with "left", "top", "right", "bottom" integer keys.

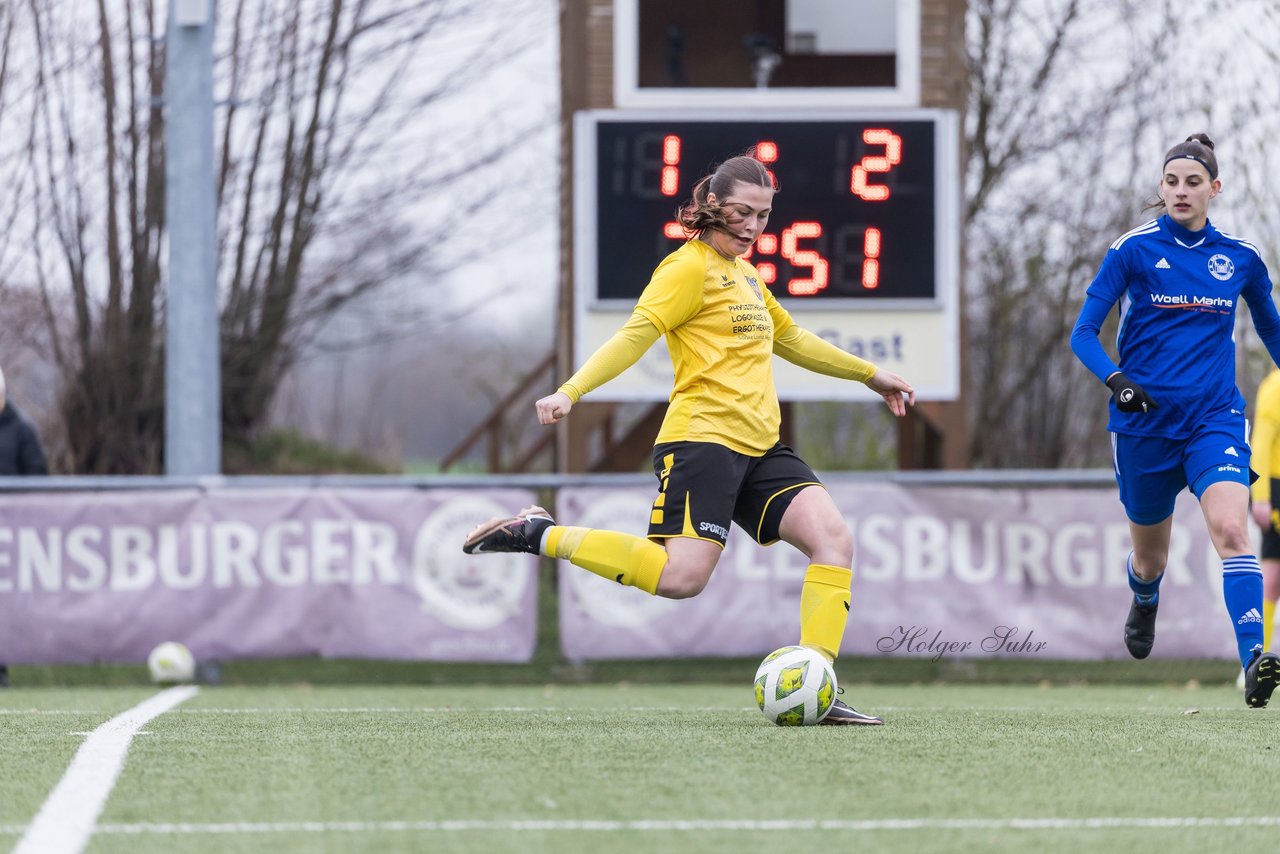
[
  {"left": 1239, "top": 608, "right": 1264, "bottom": 625},
  {"left": 1225, "top": 446, "right": 1239, "bottom": 457},
  {"left": 1155, "top": 257, "right": 1171, "bottom": 269}
]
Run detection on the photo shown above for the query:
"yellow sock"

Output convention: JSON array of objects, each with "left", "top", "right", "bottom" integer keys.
[
  {"left": 799, "top": 563, "right": 852, "bottom": 662},
  {"left": 1265, "top": 599, "right": 1276, "bottom": 653},
  {"left": 543, "top": 527, "right": 667, "bottom": 595}
]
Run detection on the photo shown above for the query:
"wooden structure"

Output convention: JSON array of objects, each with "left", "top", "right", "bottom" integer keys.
[{"left": 447, "top": 1, "right": 969, "bottom": 473}]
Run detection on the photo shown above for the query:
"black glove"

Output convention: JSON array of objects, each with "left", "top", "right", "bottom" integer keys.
[{"left": 1106, "top": 372, "right": 1158, "bottom": 414}]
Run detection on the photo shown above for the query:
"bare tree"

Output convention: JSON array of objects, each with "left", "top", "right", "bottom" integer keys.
[
  {"left": 1, "top": 0, "right": 549, "bottom": 472},
  {"left": 0, "top": 2, "right": 60, "bottom": 456},
  {"left": 0, "top": 0, "right": 20, "bottom": 278},
  {"left": 1212, "top": 2, "right": 1280, "bottom": 396},
  {"left": 963, "top": 0, "right": 1216, "bottom": 467}
]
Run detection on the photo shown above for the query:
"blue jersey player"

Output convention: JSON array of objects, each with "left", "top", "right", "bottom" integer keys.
[{"left": 1071, "top": 133, "right": 1280, "bottom": 708}]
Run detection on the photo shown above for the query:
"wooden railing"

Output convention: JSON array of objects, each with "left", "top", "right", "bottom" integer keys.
[
  {"left": 438, "top": 352, "right": 558, "bottom": 473},
  {"left": 438, "top": 349, "right": 669, "bottom": 474}
]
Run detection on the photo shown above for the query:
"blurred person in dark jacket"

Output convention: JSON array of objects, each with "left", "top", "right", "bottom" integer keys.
[
  {"left": 0, "top": 364, "right": 47, "bottom": 686},
  {"left": 0, "top": 364, "right": 47, "bottom": 476}
]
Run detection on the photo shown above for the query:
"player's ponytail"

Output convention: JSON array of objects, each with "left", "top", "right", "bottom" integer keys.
[{"left": 1163, "top": 133, "right": 1218, "bottom": 180}]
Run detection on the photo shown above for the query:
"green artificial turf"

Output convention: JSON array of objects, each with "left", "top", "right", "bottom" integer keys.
[{"left": 2, "top": 683, "right": 1277, "bottom": 854}]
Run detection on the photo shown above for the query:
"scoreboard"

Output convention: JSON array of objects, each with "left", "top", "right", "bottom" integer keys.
[{"left": 572, "top": 109, "right": 959, "bottom": 400}]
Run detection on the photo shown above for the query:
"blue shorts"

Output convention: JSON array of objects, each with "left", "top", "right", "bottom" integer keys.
[{"left": 1112, "top": 418, "right": 1252, "bottom": 526}]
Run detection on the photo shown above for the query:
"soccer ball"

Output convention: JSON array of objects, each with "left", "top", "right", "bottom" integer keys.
[
  {"left": 754, "top": 645, "right": 836, "bottom": 726},
  {"left": 147, "top": 641, "right": 196, "bottom": 684}
]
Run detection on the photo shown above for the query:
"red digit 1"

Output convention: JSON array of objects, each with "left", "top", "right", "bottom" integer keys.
[
  {"left": 660, "top": 135, "right": 681, "bottom": 197},
  {"left": 850, "top": 129, "right": 902, "bottom": 201},
  {"left": 660, "top": 134, "right": 683, "bottom": 239},
  {"left": 862, "top": 227, "right": 881, "bottom": 289}
]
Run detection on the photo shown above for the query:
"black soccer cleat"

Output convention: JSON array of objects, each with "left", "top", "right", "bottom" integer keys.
[
  {"left": 1123, "top": 598, "right": 1158, "bottom": 659},
  {"left": 462, "top": 506, "right": 554, "bottom": 555},
  {"left": 1244, "top": 647, "right": 1280, "bottom": 709},
  {"left": 821, "top": 698, "right": 884, "bottom": 726}
]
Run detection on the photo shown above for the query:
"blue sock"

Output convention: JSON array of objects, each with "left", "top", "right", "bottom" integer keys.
[
  {"left": 1127, "top": 553, "right": 1163, "bottom": 604},
  {"left": 1222, "top": 555, "right": 1265, "bottom": 668}
]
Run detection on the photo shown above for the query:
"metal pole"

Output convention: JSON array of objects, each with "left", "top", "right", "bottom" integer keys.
[{"left": 164, "top": 0, "right": 220, "bottom": 475}]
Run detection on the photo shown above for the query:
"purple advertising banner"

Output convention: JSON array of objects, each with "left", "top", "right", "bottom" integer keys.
[
  {"left": 558, "top": 483, "right": 1238, "bottom": 663},
  {"left": 0, "top": 488, "right": 539, "bottom": 664}
]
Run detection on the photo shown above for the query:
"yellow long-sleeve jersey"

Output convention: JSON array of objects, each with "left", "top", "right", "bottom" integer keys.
[
  {"left": 560, "top": 239, "right": 876, "bottom": 456},
  {"left": 1252, "top": 369, "right": 1280, "bottom": 504}
]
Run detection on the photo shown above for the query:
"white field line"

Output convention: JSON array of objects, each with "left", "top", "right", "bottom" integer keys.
[
  {"left": 163, "top": 704, "right": 1246, "bottom": 714},
  {"left": 0, "top": 704, "right": 1250, "bottom": 715},
  {"left": 0, "top": 706, "right": 753, "bottom": 715},
  {"left": 12, "top": 686, "right": 199, "bottom": 854},
  {"left": 175, "top": 706, "right": 747, "bottom": 714},
  {"left": 1, "top": 817, "right": 1278, "bottom": 835}
]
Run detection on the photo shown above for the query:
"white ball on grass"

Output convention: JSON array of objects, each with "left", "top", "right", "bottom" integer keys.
[
  {"left": 754, "top": 645, "right": 837, "bottom": 726},
  {"left": 147, "top": 641, "right": 196, "bottom": 684}
]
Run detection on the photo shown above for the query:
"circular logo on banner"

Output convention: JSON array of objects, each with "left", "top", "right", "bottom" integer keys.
[
  {"left": 564, "top": 492, "right": 680, "bottom": 628},
  {"left": 1207, "top": 254, "right": 1234, "bottom": 281},
  {"left": 412, "top": 497, "right": 532, "bottom": 631}
]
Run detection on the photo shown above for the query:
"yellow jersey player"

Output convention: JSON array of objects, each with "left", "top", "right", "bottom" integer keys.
[
  {"left": 1250, "top": 368, "right": 1280, "bottom": 658},
  {"left": 464, "top": 150, "right": 915, "bottom": 725}
]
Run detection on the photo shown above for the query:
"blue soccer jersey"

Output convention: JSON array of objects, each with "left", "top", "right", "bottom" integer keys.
[{"left": 1071, "top": 214, "right": 1280, "bottom": 438}]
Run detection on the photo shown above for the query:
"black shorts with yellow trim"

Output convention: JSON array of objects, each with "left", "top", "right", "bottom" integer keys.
[
  {"left": 648, "top": 440, "right": 820, "bottom": 547},
  {"left": 1264, "top": 478, "right": 1280, "bottom": 560}
]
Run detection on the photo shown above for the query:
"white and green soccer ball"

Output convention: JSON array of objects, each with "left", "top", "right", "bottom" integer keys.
[
  {"left": 147, "top": 641, "right": 196, "bottom": 684},
  {"left": 754, "top": 645, "right": 836, "bottom": 726}
]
